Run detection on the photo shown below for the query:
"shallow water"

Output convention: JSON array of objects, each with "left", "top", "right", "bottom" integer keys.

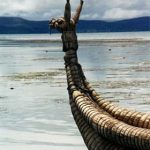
[{"left": 0, "top": 32, "right": 150, "bottom": 150}]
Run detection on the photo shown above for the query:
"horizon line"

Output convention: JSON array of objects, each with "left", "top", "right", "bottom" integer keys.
[{"left": 0, "top": 16, "right": 149, "bottom": 22}]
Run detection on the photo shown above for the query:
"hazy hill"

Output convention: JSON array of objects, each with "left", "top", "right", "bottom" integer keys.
[{"left": 0, "top": 16, "right": 149, "bottom": 34}]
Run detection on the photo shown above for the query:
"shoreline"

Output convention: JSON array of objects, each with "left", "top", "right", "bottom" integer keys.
[
  {"left": 1, "top": 38, "right": 150, "bottom": 43},
  {"left": 0, "top": 32, "right": 150, "bottom": 43}
]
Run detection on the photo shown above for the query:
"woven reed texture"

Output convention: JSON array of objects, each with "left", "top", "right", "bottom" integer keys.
[
  {"left": 84, "top": 80, "right": 150, "bottom": 129},
  {"left": 64, "top": 53, "right": 150, "bottom": 150},
  {"left": 50, "top": 1, "right": 150, "bottom": 149}
]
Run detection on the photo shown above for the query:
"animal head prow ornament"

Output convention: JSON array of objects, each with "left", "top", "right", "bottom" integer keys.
[{"left": 49, "top": 0, "right": 84, "bottom": 32}]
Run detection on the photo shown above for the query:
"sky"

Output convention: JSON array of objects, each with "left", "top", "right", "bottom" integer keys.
[{"left": 0, "top": 0, "right": 149, "bottom": 20}]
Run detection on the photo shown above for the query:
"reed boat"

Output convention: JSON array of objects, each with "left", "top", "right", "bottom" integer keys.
[{"left": 49, "top": 1, "right": 150, "bottom": 149}]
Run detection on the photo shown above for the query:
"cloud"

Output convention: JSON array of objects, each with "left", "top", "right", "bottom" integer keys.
[
  {"left": 102, "top": 8, "right": 149, "bottom": 20},
  {"left": 0, "top": 0, "right": 65, "bottom": 20},
  {"left": 101, "top": 0, "right": 150, "bottom": 19},
  {"left": 81, "top": 0, "right": 150, "bottom": 20},
  {"left": 0, "top": 0, "right": 149, "bottom": 20}
]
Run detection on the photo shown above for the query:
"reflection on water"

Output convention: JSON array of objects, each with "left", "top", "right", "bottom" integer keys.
[{"left": 0, "top": 32, "right": 150, "bottom": 150}]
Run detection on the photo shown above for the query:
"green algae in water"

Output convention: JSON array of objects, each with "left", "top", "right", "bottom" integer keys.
[
  {"left": 9, "top": 71, "right": 65, "bottom": 80},
  {"left": 92, "top": 80, "right": 150, "bottom": 89}
]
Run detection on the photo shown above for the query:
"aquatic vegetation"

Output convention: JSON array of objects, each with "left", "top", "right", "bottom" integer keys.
[
  {"left": 32, "top": 57, "right": 62, "bottom": 62},
  {"left": 9, "top": 70, "right": 65, "bottom": 81},
  {"left": 91, "top": 80, "right": 150, "bottom": 89}
]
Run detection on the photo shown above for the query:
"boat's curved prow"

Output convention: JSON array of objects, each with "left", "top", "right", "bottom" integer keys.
[
  {"left": 65, "top": 53, "right": 150, "bottom": 150},
  {"left": 49, "top": 1, "right": 150, "bottom": 149}
]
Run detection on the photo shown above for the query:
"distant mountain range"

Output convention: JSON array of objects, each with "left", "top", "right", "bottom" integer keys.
[{"left": 0, "top": 16, "right": 149, "bottom": 34}]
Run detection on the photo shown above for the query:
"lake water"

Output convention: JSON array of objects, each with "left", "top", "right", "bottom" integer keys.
[{"left": 0, "top": 32, "right": 150, "bottom": 150}]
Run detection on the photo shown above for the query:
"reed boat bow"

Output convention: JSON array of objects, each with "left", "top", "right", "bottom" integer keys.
[{"left": 49, "top": 1, "right": 150, "bottom": 149}]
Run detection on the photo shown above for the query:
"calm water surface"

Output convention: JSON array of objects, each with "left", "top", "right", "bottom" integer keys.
[{"left": 0, "top": 32, "right": 150, "bottom": 150}]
